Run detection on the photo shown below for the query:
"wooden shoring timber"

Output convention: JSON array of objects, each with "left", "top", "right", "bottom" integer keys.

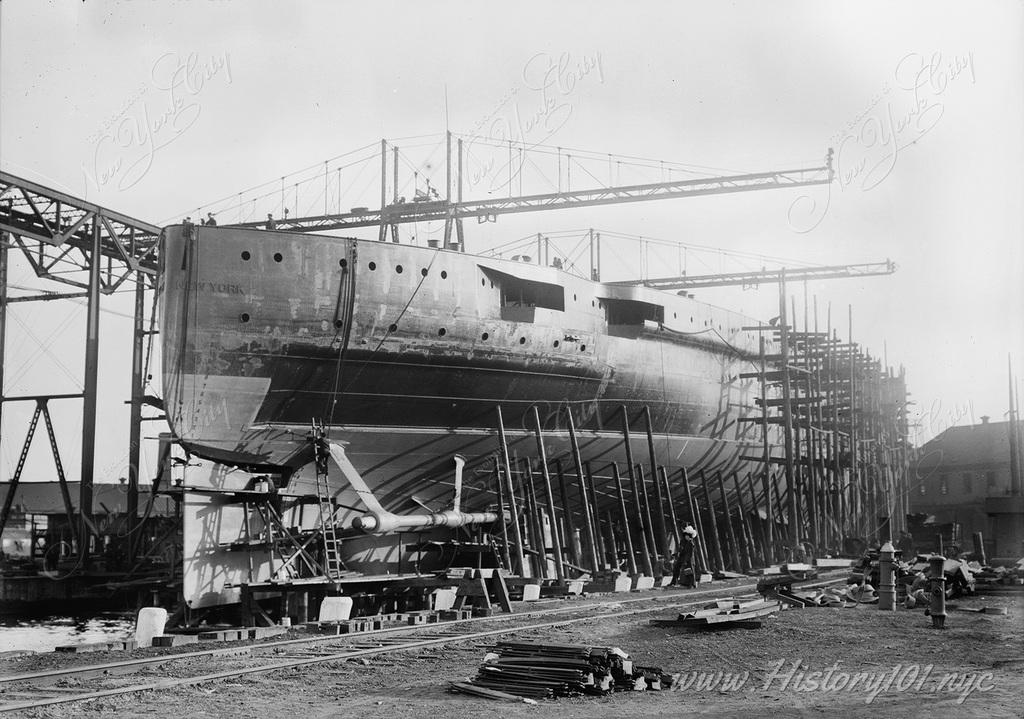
[
  {"left": 554, "top": 459, "right": 581, "bottom": 570},
  {"left": 610, "top": 462, "right": 638, "bottom": 576},
  {"left": 585, "top": 461, "right": 610, "bottom": 570},
  {"left": 679, "top": 467, "right": 710, "bottom": 573},
  {"left": 715, "top": 471, "right": 743, "bottom": 572},
  {"left": 530, "top": 408, "right": 565, "bottom": 581},
  {"left": 698, "top": 471, "right": 725, "bottom": 573},
  {"left": 636, "top": 465, "right": 663, "bottom": 576},
  {"left": 495, "top": 407, "right": 527, "bottom": 576},
  {"left": 566, "top": 410, "right": 600, "bottom": 572}
]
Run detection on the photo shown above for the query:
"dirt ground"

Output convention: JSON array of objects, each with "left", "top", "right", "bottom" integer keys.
[{"left": 6, "top": 586, "right": 1024, "bottom": 719}]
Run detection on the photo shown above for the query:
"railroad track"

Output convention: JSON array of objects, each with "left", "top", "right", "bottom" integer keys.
[{"left": 0, "top": 574, "right": 845, "bottom": 714}]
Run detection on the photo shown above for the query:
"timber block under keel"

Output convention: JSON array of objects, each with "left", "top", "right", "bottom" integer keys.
[
  {"left": 583, "top": 574, "right": 634, "bottom": 593},
  {"left": 633, "top": 575, "right": 656, "bottom": 591},
  {"left": 152, "top": 634, "right": 199, "bottom": 647},
  {"left": 55, "top": 639, "right": 135, "bottom": 653}
]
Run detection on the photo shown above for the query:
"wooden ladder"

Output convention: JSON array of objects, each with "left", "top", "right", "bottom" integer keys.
[{"left": 313, "top": 422, "right": 344, "bottom": 580}]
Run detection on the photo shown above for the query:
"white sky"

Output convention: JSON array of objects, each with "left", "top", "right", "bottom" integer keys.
[{"left": 1, "top": 0, "right": 1022, "bottom": 482}]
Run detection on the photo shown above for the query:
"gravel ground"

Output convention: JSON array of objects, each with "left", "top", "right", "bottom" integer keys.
[{"left": 3, "top": 586, "right": 1022, "bottom": 719}]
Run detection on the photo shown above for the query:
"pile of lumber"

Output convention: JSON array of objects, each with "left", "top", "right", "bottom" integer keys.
[
  {"left": 449, "top": 641, "right": 671, "bottom": 701},
  {"left": 650, "top": 597, "right": 782, "bottom": 630}
]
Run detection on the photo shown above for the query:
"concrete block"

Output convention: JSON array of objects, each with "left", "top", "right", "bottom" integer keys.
[
  {"left": 432, "top": 588, "right": 457, "bottom": 611},
  {"left": 633, "top": 575, "right": 656, "bottom": 591},
  {"left": 152, "top": 634, "right": 199, "bottom": 647},
  {"left": 565, "top": 580, "right": 585, "bottom": 595},
  {"left": 318, "top": 596, "right": 353, "bottom": 622},
  {"left": 135, "top": 607, "right": 168, "bottom": 648},
  {"left": 659, "top": 576, "right": 673, "bottom": 587},
  {"left": 699, "top": 573, "right": 714, "bottom": 583},
  {"left": 55, "top": 641, "right": 115, "bottom": 653},
  {"left": 198, "top": 630, "right": 231, "bottom": 641},
  {"left": 521, "top": 584, "right": 542, "bottom": 601},
  {"left": 248, "top": 626, "right": 288, "bottom": 640}
]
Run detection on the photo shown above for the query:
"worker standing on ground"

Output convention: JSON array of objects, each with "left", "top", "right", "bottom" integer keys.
[{"left": 671, "top": 524, "right": 699, "bottom": 587}]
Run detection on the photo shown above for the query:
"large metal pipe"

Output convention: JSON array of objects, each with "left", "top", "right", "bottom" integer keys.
[{"left": 353, "top": 509, "right": 504, "bottom": 533}]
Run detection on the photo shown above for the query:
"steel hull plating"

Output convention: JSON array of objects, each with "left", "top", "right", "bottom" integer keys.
[{"left": 161, "top": 225, "right": 777, "bottom": 501}]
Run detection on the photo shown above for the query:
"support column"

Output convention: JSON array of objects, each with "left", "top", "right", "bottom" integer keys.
[
  {"left": 80, "top": 218, "right": 102, "bottom": 563},
  {"left": 126, "top": 275, "right": 146, "bottom": 560},
  {"left": 0, "top": 239, "right": 7, "bottom": 471}
]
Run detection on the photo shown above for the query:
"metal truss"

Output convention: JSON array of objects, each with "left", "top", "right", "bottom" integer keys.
[
  {"left": 611, "top": 261, "right": 898, "bottom": 291},
  {"left": 0, "top": 171, "right": 162, "bottom": 566},
  {"left": 225, "top": 164, "right": 833, "bottom": 234},
  {"left": 0, "top": 171, "right": 161, "bottom": 293}
]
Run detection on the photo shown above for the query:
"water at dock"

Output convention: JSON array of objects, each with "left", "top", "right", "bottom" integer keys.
[{"left": 0, "top": 614, "right": 134, "bottom": 653}]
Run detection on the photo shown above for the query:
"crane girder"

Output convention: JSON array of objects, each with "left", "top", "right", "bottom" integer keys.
[
  {"left": 610, "top": 260, "right": 898, "bottom": 291},
  {"left": 225, "top": 163, "right": 833, "bottom": 233}
]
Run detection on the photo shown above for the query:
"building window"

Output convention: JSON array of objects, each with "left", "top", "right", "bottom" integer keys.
[
  {"left": 939, "top": 474, "right": 948, "bottom": 495},
  {"left": 961, "top": 472, "right": 971, "bottom": 494},
  {"left": 986, "top": 471, "right": 997, "bottom": 488}
]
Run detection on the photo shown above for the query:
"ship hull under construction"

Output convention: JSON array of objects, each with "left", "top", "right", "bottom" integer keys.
[{"left": 160, "top": 224, "right": 779, "bottom": 592}]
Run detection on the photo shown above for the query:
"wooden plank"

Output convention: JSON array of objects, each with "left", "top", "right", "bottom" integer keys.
[{"left": 490, "top": 572, "right": 514, "bottom": 613}]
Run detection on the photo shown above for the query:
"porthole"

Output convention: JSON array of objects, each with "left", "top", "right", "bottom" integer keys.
[
  {"left": 580, "top": 344, "right": 587, "bottom": 351},
  {"left": 396, "top": 264, "right": 403, "bottom": 274},
  {"left": 239, "top": 312, "right": 250, "bottom": 323},
  {"left": 690, "top": 316, "right": 694, "bottom": 323},
  {"left": 573, "top": 293, "right": 577, "bottom": 301},
  {"left": 673, "top": 312, "right": 677, "bottom": 319},
  {"left": 440, "top": 270, "right": 448, "bottom": 279},
  {"left": 421, "top": 268, "right": 428, "bottom": 277},
  {"left": 273, "top": 252, "right": 283, "bottom": 263},
  {"left": 438, "top": 328, "right": 447, "bottom": 337},
  {"left": 241, "top": 251, "right": 251, "bottom": 261},
  {"left": 388, "top": 323, "right": 398, "bottom": 333},
  {"left": 368, "top": 261, "right": 377, "bottom": 271},
  {"left": 481, "top": 332, "right": 489, "bottom": 341},
  {"left": 553, "top": 340, "right": 560, "bottom": 348},
  {"left": 591, "top": 300, "right": 595, "bottom": 307},
  {"left": 339, "top": 258, "right": 347, "bottom": 269},
  {"left": 481, "top": 278, "right": 486, "bottom": 286},
  {"left": 519, "top": 337, "right": 526, "bottom": 345},
  {"left": 334, "top": 320, "right": 344, "bottom": 329}
]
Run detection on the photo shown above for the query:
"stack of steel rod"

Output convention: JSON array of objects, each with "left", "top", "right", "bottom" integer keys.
[{"left": 451, "top": 641, "right": 671, "bottom": 700}]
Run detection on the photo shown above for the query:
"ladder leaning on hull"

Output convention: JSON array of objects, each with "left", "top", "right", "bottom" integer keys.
[{"left": 312, "top": 420, "right": 346, "bottom": 581}]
